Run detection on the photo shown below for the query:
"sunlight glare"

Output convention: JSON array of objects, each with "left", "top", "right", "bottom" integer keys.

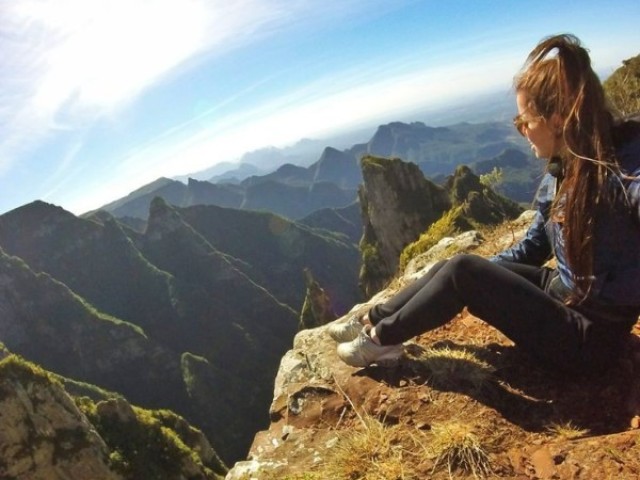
[{"left": 27, "top": 0, "right": 210, "bottom": 116}]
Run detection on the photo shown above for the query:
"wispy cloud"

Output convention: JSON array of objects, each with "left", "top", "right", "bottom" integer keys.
[
  {"left": 0, "top": 0, "right": 417, "bottom": 211},
  {"left": 0, "top": 0, "right": 387, "bottom": 175},
  {"left": 117, "top": 44, "right": 522, "bottom": 172},
  {"left": 40, "top": 140, "right": 84, "bottom": 201}
]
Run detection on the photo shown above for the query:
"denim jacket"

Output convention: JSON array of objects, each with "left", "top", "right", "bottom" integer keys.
[{"left": 493, "top": 134, "right": 640, "bottom": 307}]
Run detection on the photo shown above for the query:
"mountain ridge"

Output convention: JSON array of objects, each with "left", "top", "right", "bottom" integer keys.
[
  {"left": 85, "top": 118, "right": 534, "bottom": 222},
  {"left": 0, "top": 193, "right": 363, "bottom": 464}
]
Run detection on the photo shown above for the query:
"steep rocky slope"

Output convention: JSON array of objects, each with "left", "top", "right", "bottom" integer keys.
[
  {"left": 175, "top": 202, "right": 361, "bottom": 314},
  {"left": 0, "top": 192, "right": 364, "bottom": 464},
  {"left": 0, "top": 201, "right": 338, "bottom": 461},
  {"left": 0, "top": 199, "right": 307, "bottom": 463}
]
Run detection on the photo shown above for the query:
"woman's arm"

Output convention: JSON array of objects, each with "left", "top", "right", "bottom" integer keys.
[
  {"left": 491, "top": 173, "right": 556, "bottom": 266},
  {"left": 491, "top": 209, "right": 553, "bottom": 266}
]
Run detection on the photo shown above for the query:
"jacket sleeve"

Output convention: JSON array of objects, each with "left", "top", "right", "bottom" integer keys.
[
  {"left": 490, "top": 173, "right": 555, "bottom": 266},
  {"left": 490, "top": 209, "right": 552, "bottom": 266},
  {"left": 617, "top": 132, "right": 640, "bottom": 223},
  {"left": 629, "top": 173, "right": 640, "bottom": 223}
]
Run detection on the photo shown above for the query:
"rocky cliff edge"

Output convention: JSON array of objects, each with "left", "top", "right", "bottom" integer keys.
[{"left": 227, "top": 212, "right": 640, "bottom": 480}]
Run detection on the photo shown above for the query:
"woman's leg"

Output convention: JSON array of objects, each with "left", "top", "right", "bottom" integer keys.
[
  {"left": 368, "top": 259, "right": 553, "bottom": 326},
  {"left": 491, "top": 259, "right": 555, "bottom": 288},
  {"left": 368, "top": 259, "right": 449, "bottom": 325},
  {"left": 373, "top": 254, "right": 592, "bottom": 369}
]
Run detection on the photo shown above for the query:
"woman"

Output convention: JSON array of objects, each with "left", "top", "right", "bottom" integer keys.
[{"left": 331, "top": 34, "right": 640, "bottom": 373}]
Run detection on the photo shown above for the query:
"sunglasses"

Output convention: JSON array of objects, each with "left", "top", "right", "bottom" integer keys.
[{"left": 513, "top": 113, "right": 543, "bottom": 136}]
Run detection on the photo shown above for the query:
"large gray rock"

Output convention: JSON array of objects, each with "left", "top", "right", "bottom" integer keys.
[
  {"left": 358, "top": 156, "right": 451, "bottom": 296},
  {"left": 0, "top": 360, "right": 122, "bottom": 480}
]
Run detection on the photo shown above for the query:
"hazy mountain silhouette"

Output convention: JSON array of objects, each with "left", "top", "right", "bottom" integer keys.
[{"left": 88, "top": 119, "right": 533, "bottom": 222}]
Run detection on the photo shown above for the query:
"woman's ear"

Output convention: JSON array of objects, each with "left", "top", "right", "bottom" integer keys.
[{"left": 550, "top": 113, "right": 564, "bottom": 136}]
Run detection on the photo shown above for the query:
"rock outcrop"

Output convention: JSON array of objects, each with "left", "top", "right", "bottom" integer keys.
[
  {"left": 357, "top": 156, "right": 522, "bottom": 297},
  {"left": 358, "top": 155, "right": 451, "bottom": 296},
  {"left": 298, "top": 268, "right": 337, "bottom": 330},
  {"left": 0, "top": 352, "right": 228, "bottom": 479},
  {"left": 0, "top": 356, "right": 120, "bottom": 480},
  {"left": 445, "top": 165, "right": 522, "bottom": 225}
]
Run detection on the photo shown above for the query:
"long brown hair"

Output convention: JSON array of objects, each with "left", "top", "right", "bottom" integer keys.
[{"left": 515, "top": 34, "right": 618, "bottom": 302}]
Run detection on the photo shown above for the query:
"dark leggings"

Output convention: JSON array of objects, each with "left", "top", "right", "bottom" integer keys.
[{"left": 369, "top": 254, "right": 633, "bottom": 373}]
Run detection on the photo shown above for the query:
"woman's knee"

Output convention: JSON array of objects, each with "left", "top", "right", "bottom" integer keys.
[
  {"left": 443, "top": 254, "right": 486, "bottom": 276},
  {"left": 440, "top": 254, "right": 496, "bottom": 294}
]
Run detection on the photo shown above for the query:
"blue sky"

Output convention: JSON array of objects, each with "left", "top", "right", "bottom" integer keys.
[{"left": 2, "top": 0, "right": 639, "bottom": 215}]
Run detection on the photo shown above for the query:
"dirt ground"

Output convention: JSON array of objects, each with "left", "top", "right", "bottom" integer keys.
[{"left": 244, "top": 309, "right": 640, "bottom": 479}]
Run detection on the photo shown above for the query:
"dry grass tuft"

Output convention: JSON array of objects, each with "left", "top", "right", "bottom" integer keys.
[
  {"left": 421, "top": 420, "right": 493, "bottom": 479},
  {"left": 313, "top": 408, "right": 494, "bottom": 479},
  {"left": 321, "top": 415, "right": 417, "bottom": 480},
  {"left": 411, "top": 344, "right": 496, "bottom": 391},
  {"left": 546, "top": 421, "right": 589, "bottom": 440}
]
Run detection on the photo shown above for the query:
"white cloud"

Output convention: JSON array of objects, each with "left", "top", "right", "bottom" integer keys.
[
  {"left": 40, "top": 140, "right": 84, "bottom": 201},
  {"left": 1, "top": 0, "right": 210, "bottom": 172},
  {"left": 7, "top": 0, "right": 290, "bottom": 116},
  {"left": 0, "top": 0, "right": 368, "bottom": 174},
  {"left": 0, "top": 0, "right": 410, "bottom": 212}
]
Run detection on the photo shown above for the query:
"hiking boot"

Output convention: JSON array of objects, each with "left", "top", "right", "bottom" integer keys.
[
  {"left": 327, "top": 314, "right": 364, "bottom": 343},
  {"left": 337, "top": 327, "right": 404, "bottom": 367}
]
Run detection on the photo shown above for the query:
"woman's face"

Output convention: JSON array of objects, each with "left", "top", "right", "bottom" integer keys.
[{"left": 515, "top": 92, "right": 563, "bottom": 159}]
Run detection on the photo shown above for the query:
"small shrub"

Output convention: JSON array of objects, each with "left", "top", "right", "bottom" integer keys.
[
  {"left": 0, "top": 354, "right": 59, "bottom": 389},
  {"left": 399, "top": 207, "right": 471, "bottom": 269},
  {"left": 479, "top": 167, "right": 504, "bottom": 190},
  {"left": 604, "top": 54, "right": 640, "bottom": 116}
]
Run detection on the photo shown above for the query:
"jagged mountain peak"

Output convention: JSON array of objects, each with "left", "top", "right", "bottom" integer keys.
[
  {"left": 318, "top": 145, "right": 346, "bottom": 160},
  {"left": 275, "top": 162, "right": 308, "bottom": 174},
  {"left": 449, "top": 164, "right": 483, "bottom": 200},
  {"left": 358, "top": 155, "right": 451, "bottom": 294},
  {"left": 86, "top": 118, "right": 532, "bottom": 221},
  {"left": 147, "top": 195, "right": 185, "bottom": 234}
]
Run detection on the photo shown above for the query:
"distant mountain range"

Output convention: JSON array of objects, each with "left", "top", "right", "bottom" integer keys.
[{"left": 87, "top": 119, "right": 540, "bottom": 223}]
